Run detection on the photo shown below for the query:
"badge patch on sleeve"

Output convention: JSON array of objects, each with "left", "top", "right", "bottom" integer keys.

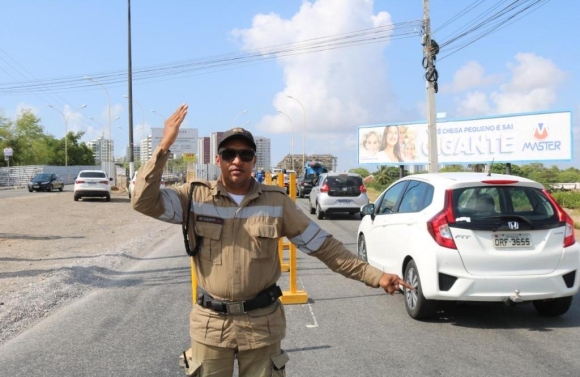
[{"left": 196, "top": 215, "right": 224, "bottom": 225}]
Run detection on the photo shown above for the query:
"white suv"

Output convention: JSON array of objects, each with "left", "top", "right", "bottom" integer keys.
[
  {"left": 73, "top": 170, "right": 112, "bottom": 202},
  {"left": 357, "top": 172, "right": 580, "bottom": 319}
]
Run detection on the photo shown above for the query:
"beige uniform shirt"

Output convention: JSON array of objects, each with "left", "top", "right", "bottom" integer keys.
[{"left": 133, "top": 147, "right": 384, "bottom": 350}]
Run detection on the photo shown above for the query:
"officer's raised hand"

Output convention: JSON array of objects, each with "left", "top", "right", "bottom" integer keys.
[
  {"left": 159, "top": 103, "right": 188, "bottom": 152},
  {"left": 379, "top": 273, "right": 414, "bottom": 295}
]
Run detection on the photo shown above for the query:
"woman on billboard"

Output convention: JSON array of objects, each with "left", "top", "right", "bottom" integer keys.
[{"left": 377, "top": 125, "right": 404, "bottom": 163}]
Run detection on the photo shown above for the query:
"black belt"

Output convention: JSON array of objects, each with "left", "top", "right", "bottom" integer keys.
[{"left": 197, "top": 284, "right": 283, "bottom": 314}]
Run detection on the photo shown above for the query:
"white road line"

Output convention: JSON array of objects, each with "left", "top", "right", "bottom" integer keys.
[{"left": 298, "top": 275, "right": 319, "bottom": 328}]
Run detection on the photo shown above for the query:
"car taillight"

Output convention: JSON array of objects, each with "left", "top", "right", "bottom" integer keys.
[
  {"left": 320, "top": 184, "right": 329, "bottom": 193},
  {"left": 99, "top": 180, "right": 109, "bottom": 185},
  {"left": 360, "top": 185, "right": 367, "bottom": 193},
  {"left": 427, "top": 189, "right": 457, "bottom": 249},
  {"left": 543, "top": 189, "right": 576, "bottom": 247},
  {"left": 75, "top": 180, "right": 84, "bottom": 184}
]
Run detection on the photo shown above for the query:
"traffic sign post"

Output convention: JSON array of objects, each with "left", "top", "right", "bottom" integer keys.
[{"left": 3, "top": 147, "right": 12, "bottom": 187}]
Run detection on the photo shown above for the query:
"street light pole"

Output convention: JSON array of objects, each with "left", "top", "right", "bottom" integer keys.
[
  {"left": 84, "top": 76, "right": 112, "bottom": 177},
  {"left": 47, "top": 103, "right": 87, "bottom": 166},
  {"left": 232, "top": 109, "right": 248, "bottom": 128},
  {"left": 278, "top": 110, "right": 294, "bottom": 171},
  {"left": 125, "top": 95, "right": 146, "bottom": 142},
  {"left": 287, "top": 95, "right": 305, "bottom": 170}
]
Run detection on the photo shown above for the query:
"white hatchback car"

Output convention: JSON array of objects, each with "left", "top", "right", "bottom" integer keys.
[
  {"left": 309, "top": 172, "right": 369, "bottom": 219},
  {"left": 73, "top": 170, "right": 112, "bottom": 202},
  {"left": 357, "top": 172, "right": 580, "bottom": 319}
]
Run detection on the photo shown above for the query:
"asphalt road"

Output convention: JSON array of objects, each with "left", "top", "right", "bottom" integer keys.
[{"left": 1, "top": 198, "right": 580, "bottom": 376}]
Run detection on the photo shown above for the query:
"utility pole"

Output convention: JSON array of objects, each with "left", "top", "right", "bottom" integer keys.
[
  {"left": 127, "top": 0, "right": 135, "bottom": 180},
  {"left": 423, "top": 0, "right": 439, "bottom": 173}
]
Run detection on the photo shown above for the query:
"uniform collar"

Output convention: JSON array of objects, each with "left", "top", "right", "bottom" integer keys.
[{"left": 214, "top": 178, "right": 262, "bottom": 202}]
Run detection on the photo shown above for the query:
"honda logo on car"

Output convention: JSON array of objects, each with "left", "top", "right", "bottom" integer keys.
[{"left": 508, "top": 221, "right": 519, "bottom": 230}]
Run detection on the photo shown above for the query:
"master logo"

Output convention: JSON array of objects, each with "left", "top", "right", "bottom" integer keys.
[{"left": 533, "top": 122, "right": 549, "bottom": 140}]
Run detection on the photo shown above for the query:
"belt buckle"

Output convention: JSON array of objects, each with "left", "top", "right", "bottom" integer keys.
[{"left": 226, "top": 302, "right": 245, "bottom": 314}]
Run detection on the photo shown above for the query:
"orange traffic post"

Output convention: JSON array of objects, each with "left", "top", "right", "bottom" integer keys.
[
  {"left": 280, "top": 242, "right": 308, "bottom": 304},
  {"left": 280, "top": 171, "right": 308, "bottom": 304},
  {"left": 278, "top": 239, "right": 290, "bottom": 272},
  {"left": 190, "top": 257, "right": 197, "bottom": 304}
]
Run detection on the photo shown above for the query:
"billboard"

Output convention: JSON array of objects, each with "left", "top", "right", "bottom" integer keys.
[
  {"left": 151, "top": 127, "right": 198, "bottom": 154},
  {"left": 357, "top": 110, "right": 572, "bottom": 165}
]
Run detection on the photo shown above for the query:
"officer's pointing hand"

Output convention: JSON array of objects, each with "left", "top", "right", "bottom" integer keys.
[
  {"left": 159, "top": 103, "right": 188, "bottom": 152},
  {"left": 379, "top": 273, "right": 414, "bottom": 295}
]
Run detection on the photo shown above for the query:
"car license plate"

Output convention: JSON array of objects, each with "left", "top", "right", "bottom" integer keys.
[
  {"left": 33, "top": 185, "right": 39, "bottom": 188},
  {"left": 88, "top": 182, "right": 97, "bottom": 185},
  {"left": 337, "top": 199, "right": 353, "bottom": 205},
  {"left": 493, "top": 233, "right": 532, "bottom": 248}
]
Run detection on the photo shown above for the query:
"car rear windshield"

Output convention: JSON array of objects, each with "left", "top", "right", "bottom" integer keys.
[
  {"left": 79, "top": 172, "right": 107, "bottom": 178},
  {"left": 326, "top": 175, "right": 363, "bottom": 196},
  {"left": 452, "top": 185, "right": 560, "bottom": 230}
]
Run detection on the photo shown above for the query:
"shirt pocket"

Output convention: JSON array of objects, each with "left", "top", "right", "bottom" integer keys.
[
  {"left": 195, "top": 222, "right": 223, "bottom": 265},
  {"left": 244, "top": 220, "right": 279, "bottom": 262}
]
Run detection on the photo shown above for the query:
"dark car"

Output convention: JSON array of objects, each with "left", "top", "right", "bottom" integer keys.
[{"left": 28, "top": 173, "right": 64, "bottom": 192}]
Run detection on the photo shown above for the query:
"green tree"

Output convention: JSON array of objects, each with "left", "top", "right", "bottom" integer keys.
[
  {"left": 440, "top": 164, "right": 465, "bottom": 172},
  {"left": 349, "top": 167, "right": 370, "bottom": 177},
  {"left": 557, "top": 167, "right": 580, "bottom": 183},
  {"left": 8, "top": 109, "right": 51, "bottom": 165}
]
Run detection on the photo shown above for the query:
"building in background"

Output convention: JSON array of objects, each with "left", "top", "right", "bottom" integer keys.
[
  {"left": 210, "top": 132, "right": 225, "bottom": 161},
  {"left": 254, "top": 136, "right": 271, "bottom": 172},
  {"left": 124, "top": 144, "right": 141, "bottom": 163},
  {"left": 87, "top": 137, "right": 114, "bottom": 164},
  {"left": 140, "top": 136, "right": 152, "bottom": 164},
  {"left": 197, "top": 137, "right": 210, "bottom": 164}
]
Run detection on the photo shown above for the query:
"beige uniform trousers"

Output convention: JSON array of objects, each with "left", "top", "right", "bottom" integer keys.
[{"left": 186, "top": 340, "right": 288, "bottom": 377}]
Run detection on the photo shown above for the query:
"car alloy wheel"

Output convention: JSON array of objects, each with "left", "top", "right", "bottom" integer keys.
[
  {"left": 357, "top": 235, "right": 368, "bottom": 262},
  {"left": 533, "top": 296, "right": 573, "bottom": 316},
  {"left": 59, "top": 185, "right": 63, "bottom": 192},
  {"left": 28, "top": 188, "right": 33, "bottom": 192},
  {"left": 404, "top": 260, "right": 437, "bottom": 320}
]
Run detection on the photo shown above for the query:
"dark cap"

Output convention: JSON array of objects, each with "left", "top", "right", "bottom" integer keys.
[{"left": 218, "top": 127, "right": 256, "bottom": 151}]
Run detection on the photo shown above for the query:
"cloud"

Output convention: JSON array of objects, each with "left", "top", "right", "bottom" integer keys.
[
  {"left": 232, "top": 0, "right": 398, "bottom": 136},
  {"left": 440, "top": 61, "right": 500, "bottom": 94},
  {"left": 453, "top": 53, "right": 566, "bottom": 117}
]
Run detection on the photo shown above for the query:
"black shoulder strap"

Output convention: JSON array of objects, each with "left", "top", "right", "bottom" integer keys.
[{"left": 182, "top": 182, "right": 202, "bottom": 256}]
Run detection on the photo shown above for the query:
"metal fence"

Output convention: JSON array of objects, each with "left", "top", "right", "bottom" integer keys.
[{"left": 0, "top": 164, "right": 109, "bottom": 188}]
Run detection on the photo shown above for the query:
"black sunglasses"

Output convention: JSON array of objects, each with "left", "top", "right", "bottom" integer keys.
[{"left": 219, "top": 148, "right": 255, "bottom": 162}]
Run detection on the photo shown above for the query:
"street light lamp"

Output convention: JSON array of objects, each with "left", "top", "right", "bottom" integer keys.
[
  {"left": 47, "top": 103, "right": 87, "bottom": 166},
  {"left": 287, "top": 95, "right": 306, "bottom": 169},
  {"left": 85, "top": 75, "right": 112, "bottom": 177},
  {"left": 278, "top": 110, "right": 294, "bottom": 171},
  {"left": 232, "top": 109, "right": 248, "bottom": 128}
]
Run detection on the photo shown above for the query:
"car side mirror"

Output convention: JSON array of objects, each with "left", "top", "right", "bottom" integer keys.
[
  {"left": 361, "top": 203, "right": 375, "bottom": 221},
  {"left": 109, "top": 177, "right": 113, "bottom": 181}
]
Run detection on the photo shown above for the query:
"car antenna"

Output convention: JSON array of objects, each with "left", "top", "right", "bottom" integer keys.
[{"left": 487, "top": 158, "right": 495, "bottom": 177}]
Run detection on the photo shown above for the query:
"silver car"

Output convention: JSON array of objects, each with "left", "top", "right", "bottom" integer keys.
[{"left": 308, "top": 172, "right": 369, "bottom": 219}]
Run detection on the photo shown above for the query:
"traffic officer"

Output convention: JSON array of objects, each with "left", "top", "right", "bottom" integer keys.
[{"left": 132, "top": 103, "right": 413, "bottom": 377}]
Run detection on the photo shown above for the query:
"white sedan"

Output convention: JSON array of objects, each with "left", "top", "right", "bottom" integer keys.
[{"left": 357, "top": 172, "right": 580, "bottom": 319}]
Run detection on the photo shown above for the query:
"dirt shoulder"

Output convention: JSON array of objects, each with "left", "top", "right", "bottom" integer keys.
[{"left": 0, "top": 187, "right": 179, "bottom": 345}]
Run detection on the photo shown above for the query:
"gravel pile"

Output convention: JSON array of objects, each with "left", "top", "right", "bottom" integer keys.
[{"left": 0, "top": 189, "right": 177, "bottom": 345}]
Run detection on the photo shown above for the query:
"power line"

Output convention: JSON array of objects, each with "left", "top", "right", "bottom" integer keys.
[{"left": 0, "top": 20, "right": 422, "bottom": 95}]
